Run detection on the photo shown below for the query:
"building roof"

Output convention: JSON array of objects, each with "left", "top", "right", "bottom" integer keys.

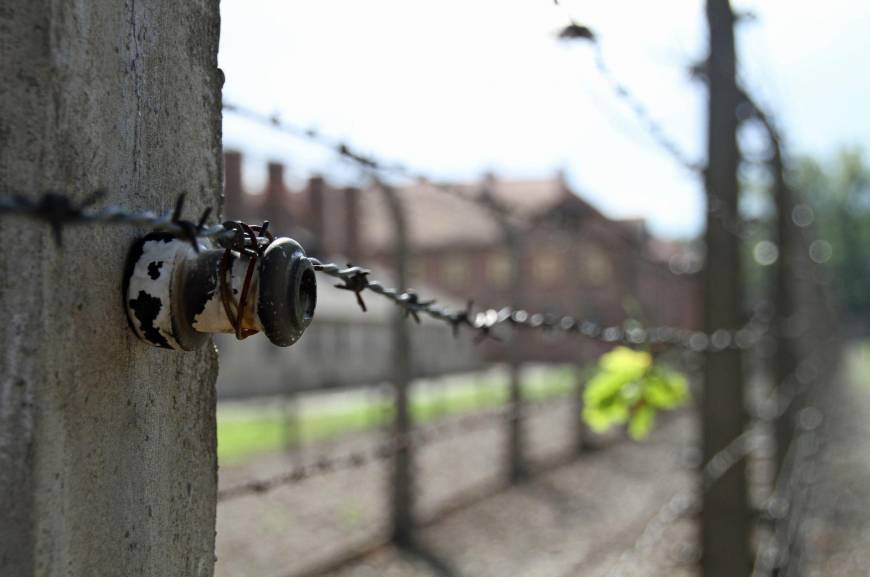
[{"left": 358, "top": 175, "right": 608, "bottom": 252}]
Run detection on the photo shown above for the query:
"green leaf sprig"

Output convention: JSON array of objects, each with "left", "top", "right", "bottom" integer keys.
[{"left": 583, "top": 347, "right": 689, "bottom": 440}]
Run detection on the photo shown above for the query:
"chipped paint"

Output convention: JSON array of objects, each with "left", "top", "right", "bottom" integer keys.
[{"left": 125, "top": 237, "right": 191, "bottom": 349}]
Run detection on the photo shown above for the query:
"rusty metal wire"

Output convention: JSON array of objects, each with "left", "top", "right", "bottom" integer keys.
[
  {"left": 310, "top": 258, "right": 768, "bottom": 352},
  {"left": 217, "top": 393, "right": 570, "bottom": 503}
]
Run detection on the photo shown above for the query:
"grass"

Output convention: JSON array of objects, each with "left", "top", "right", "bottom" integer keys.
[
  {"left": 847, "top": 339, "right": 870, "bottom": 390},
  {"left": 217, "top": 365, "right": 577, "bottom": 465}
]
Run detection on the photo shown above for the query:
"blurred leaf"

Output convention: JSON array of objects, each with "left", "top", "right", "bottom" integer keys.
[
  {"left": 643, "top": 368, "right": 689, "bottom": 408},
  {"left": 629, "top": 404, "right": 656, "bottom": 440},
  {"left": 582, "top": 347, "right": 689, "bottom": 440}
]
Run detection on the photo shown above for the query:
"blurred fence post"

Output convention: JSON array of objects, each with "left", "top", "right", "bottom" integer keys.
[
  {"left": 755, "top": 108, "right": 800, "bottom": 476},
  {"left": 283, "top": 387, "right": 301, "bottom": 458},
  {"left": 574, "top": 365, "right": 590, "bottom": 454},
  {"left": 381, "top": 182, "right": 416, "bottom": 547},
  {"left": 0, "top": 2, "right": 221, "bottom": 575},
  {"left": 507, "top": 361, "right": 527, "bottom": 482},
  {"left": 492, "top": 194, "right": 529, "bottom": 483},
  {"left": 701, "top": 1, "right": 752, "bottom": 576}
]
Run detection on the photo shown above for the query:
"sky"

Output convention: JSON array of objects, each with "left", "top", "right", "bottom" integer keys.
[{"left": 219, "top": 0, "right": 870, "bottom": 239}]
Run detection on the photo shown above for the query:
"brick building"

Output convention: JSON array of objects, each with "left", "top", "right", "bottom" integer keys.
[{"left": 223, "top": 150, "right": 700, "bottom": 369}]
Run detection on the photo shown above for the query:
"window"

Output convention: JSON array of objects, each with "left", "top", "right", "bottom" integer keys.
[
  {"left": 533, "top": 251, "right": 562, "bottom": 285},
  {"left": 486, "top": 253, "right": 513, "bottom": 288},
  {"left": 408, "top": 259, "right": 425, "bottom": 283},
  {"left": 443, "top": 255, "right": 470, "bottom": 290},
  {"left": 578, "top": 246, "right": 612, "bottom": 286}
]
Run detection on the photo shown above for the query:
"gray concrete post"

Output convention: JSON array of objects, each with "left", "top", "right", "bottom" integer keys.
[
  {"left": 701, "top": 1, "right": 752, "bottom": 575},
  {"left": 0, "top": 2, "right": 222, "bottom": 576},
  {"left": 381, "top": 182, "right": 416, "bottom": 546}
]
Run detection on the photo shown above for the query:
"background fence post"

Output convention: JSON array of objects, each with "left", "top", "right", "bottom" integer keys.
[
  {"left": 701, "top": 1, "right": 752, "bottom": 576},
  {"left": 507, "top": 361, "right": 527, "bottom": 482},
  {"left": 500, "top": 206, "right": 528, "bottom": 483},
  {"left": 381, "top": 182, "right": 416, "bottom": 547},
  {"left": 574, "top": 364, "right": 590, "bottom": 454},
  {"left": 766, "top": 117, "right": 799, "bottom": 476},
  {"left": 283, "top": 386, "right": 301, "bottom": 458},
  {"left": 0, "top": 2, "right": 222, "bottom": 575}
]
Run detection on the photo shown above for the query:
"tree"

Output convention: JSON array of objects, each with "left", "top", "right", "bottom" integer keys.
[{"left": 791, "top": 148, "right": 870, "bottom": 326}]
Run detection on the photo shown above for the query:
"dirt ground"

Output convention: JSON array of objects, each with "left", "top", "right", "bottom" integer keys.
[
  {"left": 216, "top": 398, "right": 700, "bottom": 577},
  {"left": 795, "top": 345, "right": 870, "bottom": 576}
]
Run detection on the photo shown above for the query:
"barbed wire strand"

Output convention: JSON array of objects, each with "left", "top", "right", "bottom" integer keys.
[
  {"left": 0, "top": 190, "right": 767, "bottom": 351},
  {"left": 217, "top": 393, "right": 570, "bottom": 502},
  {"left": 311, "top": 258, "right": 767, "bottom": 352}
]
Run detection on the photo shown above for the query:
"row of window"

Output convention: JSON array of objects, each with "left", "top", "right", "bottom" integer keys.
[{"left": 430, "top": 248, "right": 614, "bottom": 290}]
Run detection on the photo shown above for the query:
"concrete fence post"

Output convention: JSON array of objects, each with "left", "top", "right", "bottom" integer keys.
[{"left": 0, "top": 2, "right": 222, "bottom": 575}]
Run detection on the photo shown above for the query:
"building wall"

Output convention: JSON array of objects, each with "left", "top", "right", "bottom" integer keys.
[
  {"left": 216, "top": 319, "right": 482, "bottom": 398},
  {"left": 221, "top": 153, "right": 701, "bottom": 378}
]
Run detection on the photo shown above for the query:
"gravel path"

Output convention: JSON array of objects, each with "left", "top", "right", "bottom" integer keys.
[{"left": 792, "top": 344, "right": 870, "bottom": 576}]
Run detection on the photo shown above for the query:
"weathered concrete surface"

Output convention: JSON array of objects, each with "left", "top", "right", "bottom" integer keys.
[{"left": 0, "top": 1, "right": 222, "bottom": 575}]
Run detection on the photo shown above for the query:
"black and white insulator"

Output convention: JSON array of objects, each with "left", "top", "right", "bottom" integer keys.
[{"left": 123, "top": 233, "right": 316, "bottom": 351}]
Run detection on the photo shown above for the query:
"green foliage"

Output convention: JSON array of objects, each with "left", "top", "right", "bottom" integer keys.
[
  {"left": 583, "top": 347, "right": 689, "bottom": 440},
  {"left": 793, "top": 147, "right": 870, "bottom": 319},
  {"left": 217, "top": 366, "right": 576, "bottom": 464}
]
